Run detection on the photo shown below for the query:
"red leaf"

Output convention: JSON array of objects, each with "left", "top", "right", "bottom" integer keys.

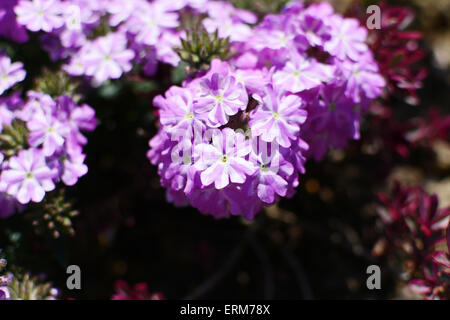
[
  {"left": 431, "top": 251, "right": 450, "bottom": 269},
  {"left": 447, "top": 221, "right": 450, "bottom": 252}
]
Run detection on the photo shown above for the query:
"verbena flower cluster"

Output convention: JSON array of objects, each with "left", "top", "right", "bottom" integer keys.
[
  {"left": 1, "top": 0, "right": 258, "bottom": 86},
  {"left": 148, "top": 1, "right": 386, "bottom": 219},
  {"left": 0, "top": 52, "right": 96, "bottom": 217}
]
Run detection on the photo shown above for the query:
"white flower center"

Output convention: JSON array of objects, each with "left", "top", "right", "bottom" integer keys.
[{"left": 146, "top": 19, "right": 157, "bottom": 27}]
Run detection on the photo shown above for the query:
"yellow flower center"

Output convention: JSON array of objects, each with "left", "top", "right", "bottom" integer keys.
[
  {"left": 272, "top": 111, "right": 281, "bottom": 120},
  {"left": 185, "top": 112, "right": 194, "bottom": 120},
  {"left": 221, "top": 155, "right": 228, "bottom": 163},
  {"left": 215, "top": 95, "right": 224, "bottom": 103}
]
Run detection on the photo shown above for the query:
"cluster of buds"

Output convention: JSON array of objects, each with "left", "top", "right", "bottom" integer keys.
[
  {"left": 375, "top": 183, "right": 450, "bottom": 299},
  {"left": 178, "top": 27, "right": 233, "bottom": 76},
  {"left": 33, "top": 70, "right": 80, "bottom": 99},
  {"left": 0, "top": 119, "right": 28, "bottom": 160},
  {"left": 7, "top": 273, "right": 59, "bottom": 300},
  {"left": 28, "top": 189, "right": 79, "bottom": 239}
]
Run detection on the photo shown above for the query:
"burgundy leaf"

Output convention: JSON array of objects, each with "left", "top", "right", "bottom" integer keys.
[
  {"left": 447, "top": 221, "right": 450, "bottom": 252},
  {"left": 431, "top": 251, "right": 450, "bottom": 269}
]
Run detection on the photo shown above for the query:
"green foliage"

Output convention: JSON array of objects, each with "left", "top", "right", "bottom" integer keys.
[{"left": 0, "top": 120, "right": 28, "bottom": 159}]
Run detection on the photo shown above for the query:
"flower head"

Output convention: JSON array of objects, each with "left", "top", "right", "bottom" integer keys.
[
  {"left": 325, "top": 16, "right": 368, "bottom": 61},
  {"left": 0, "top": 148, "right": 57, "bottom": 204},
  {"left": 195, "top": 73, "right": 248, "bottom": 127},
  {"left": 15, "top": 0, "right": 64, "bottom": 32},
  {"left": 194, "top": 128, "right": 255, "bottom": 189},
  {"left": 0, "top": 55, "right": 26, "bottom": 96},
  {"left": 273, "top": 55, "right": 332, "bottom": 93},
  {"left": 81, "top": 33, "right": 135, "bottom": 85},
  {"left": 27, "top": 105, "right": 69, "bottom": 156},
  {"left": 250, "top": 85, "right": 307, "bottom": 148}
]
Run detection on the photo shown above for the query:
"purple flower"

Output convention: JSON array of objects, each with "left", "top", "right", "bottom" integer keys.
[
  {"left": 56, "top": 96, "right": 97, "bottom": 155},
  {"left": 188, "top": 186, "right": 230, "bottom": 218},
  {"left": 154, "top": 86, "right": 206, "bottom": 136},
  {"left": 194, "top": 128, "right": 255, "bottom": 189},
  {"left": 81, "top": 33, "right": 135, "bottom": 85},
  {"left": 286, "top": 137, "right": 309, "bottom": 174},
  {"left": 340, "top": 52, "right": 386, "bottom": 103},
  {"left": 59, "top": 150, "right": 88, "bottom": 186},
  {"left": 15, "top": 0, "right": 64, "bottom": 32},
  {"left": 324, "top": 16, "right": 368, "bottom": 61},
  {"left": 16, "top": 91, "right": 53, "bottom": 122},
  {"left": 273, "top": 56, "right": 332, "bottom": 93},
  {"left": 155, "top": 31, "right": 182, "bottom": 67},
  {"left": 0, "top": 193, "right": 19, "bottom": 218},
  {"left": 249, "top": 147, "right": 294, "bottom": 204},
  {"left": 126, "top": 1, "right": 179, "bottom": 46},
  {"left": 298, "top": 14, "right": 331, "bottom": 47},
  {"left": 301, "top": 82, "right": 360, "bottom": 160},
  {"left": 0, "top": 285, "right": 10, "bottom": 300},
  {"left": 0, "top": 149, "right": 57, "bottom": 204},
  {"left": 0, "top": 101, "right": 15, "bottom": 131},
  {"left": 251, "top": 14, "right": 307, "bottom": 54},
  {"left": 107, "top": 0, "right": 136, "bottom": 27},
  {"left": 145, "top": 0, "right": 386, "bottom": 219},
  {"left": 253, "top": 29, "right": 297, "bottom": 52},
  {"left": 302, "top": 2, "right": 334, "bottom": 19},
  {"left": 147, "top": 128, "right": 174, "bottom": 166},
  {"left": 250, "top": 85, "right": 307, "bottom": 148},
  {"left": 195, "top": 73, "right": 248, "bottom": 127},
  {"left": 205, "top": 1, "right": 256, "bottom": 24},
  {"left": 203, "top": 17, "right": 253, "bottom": 42},
  {"left": 234, "top": 68, "right": 272, "bottom": 96},
  {"left": 0, "top": 55, "right": 26, "bottom": 96},
  {"left": 27, "top": 106, "right": 69, "bottom": 157},
  {"left": 159, "top": 140, "right": 196, "bottom": 196}
]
